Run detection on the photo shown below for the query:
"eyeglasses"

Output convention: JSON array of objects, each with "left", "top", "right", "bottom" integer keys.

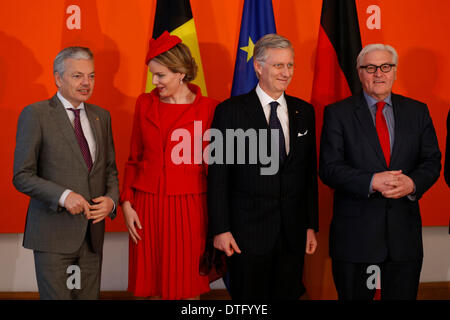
[{"left": 359, "top": 63, "right": 396, "bottom": 74}]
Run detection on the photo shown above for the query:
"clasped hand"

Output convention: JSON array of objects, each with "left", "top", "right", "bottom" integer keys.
[
  {"left": 372, "top": 170, "right": 415, "bottom": 199},
  {"left": 64, "top": 192, "right": 114, "bottom": 224}
]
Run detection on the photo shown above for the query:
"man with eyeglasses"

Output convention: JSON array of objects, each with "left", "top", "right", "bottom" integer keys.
[
  {"left": 319, "top": 44, "right": 441, "bottom": 300},
  {"left": 208, "top": 33, "right": 318, "bottom": 299}
]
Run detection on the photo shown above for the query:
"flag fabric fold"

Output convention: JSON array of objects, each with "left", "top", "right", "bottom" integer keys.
[
  {"left": 231, "top": 0, "right": 276, "bottom": 96},
  {"left": 147, "top": 0, "right": 207, "bottom": 95},
  {"left": 311, "top": 0, "right": 362, "bottom": 110}
]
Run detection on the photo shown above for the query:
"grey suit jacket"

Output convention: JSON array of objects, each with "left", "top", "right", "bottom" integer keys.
[{"left": 13, "top": 94, "right": 119, "bottom": 254}]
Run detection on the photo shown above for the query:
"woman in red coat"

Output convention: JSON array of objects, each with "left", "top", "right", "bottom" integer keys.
[{"left": 121, "top": 31, "right": 218, "bottom": 299}]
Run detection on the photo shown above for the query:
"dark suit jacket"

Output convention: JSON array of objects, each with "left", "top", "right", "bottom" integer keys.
[
  {"left": 207, "top": 89, "right": 318, "bottom": 255},
  {"left": 319, "top": 93, "right": 441, "bottom": 263},
  {"left": 445, "top": 110, "right": 450, "bottom": 187},
  {"left": 13, "top": 95, "right": 119, "bottom": 254}
]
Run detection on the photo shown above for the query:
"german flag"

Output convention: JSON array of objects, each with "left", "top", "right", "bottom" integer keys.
[
  {"left": 306, "top": 0, "right": 362, "bottom": 299},
  {"left": 311, "top": 0, "right": 362, "bottom": 112},
  {"left": 146, "top": 0, "right": 207, "bottom": 95}
]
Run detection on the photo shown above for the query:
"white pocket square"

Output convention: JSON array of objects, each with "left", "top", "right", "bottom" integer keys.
[{"left": 297, "top": 130, "right": 308, "bottom": 137}]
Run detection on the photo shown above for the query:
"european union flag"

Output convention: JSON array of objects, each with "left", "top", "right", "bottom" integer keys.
[{"left": 231, "top": 0, "right": 276, "bottom": 96}]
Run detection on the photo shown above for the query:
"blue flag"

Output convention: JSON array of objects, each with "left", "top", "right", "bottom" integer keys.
[{"left": 231, "top": 0, "right": 276, "bottom": 96}]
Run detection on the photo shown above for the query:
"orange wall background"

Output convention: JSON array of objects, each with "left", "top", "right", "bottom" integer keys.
[
  {"left": 2, "top": 0, "right": 447, "bottom": 230},
  {"left": 1, "top": 0, "right": 449, "bottom": 300},
  {"left": 1, "top": 2, "right": 448, "bottom": 226}
]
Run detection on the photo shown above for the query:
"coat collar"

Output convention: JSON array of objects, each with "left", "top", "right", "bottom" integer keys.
[
  {"left": 243, "top": 89, "right": 307, "bottom": 164},
  {"left": 49, "top": 94, "right": 100, "bottom": 172},
  {"left": 353, "top": 93, "right": 387, "bottom": 167},
  {"left": 285, "top": 94, "right": 307, "bottom": 161},
  {"left": 353, "top": 92, "right": 403, "bottom": 168},
  {"left": 242, "top": 89, "right": 270, "bottom": 130},
  {"left": 144, "top": 83, "right": 203, "bottom": 129},
  {"left": 389, "top": 93, "right": 405, "bottom": 167}
]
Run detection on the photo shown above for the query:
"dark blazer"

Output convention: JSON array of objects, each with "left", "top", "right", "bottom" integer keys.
[
  {"left": 445, "top": 110, "right": 450, "bottom": 187},
  {"left": 13, "top": 95, "right": 119, "bottom": 254},
  {"left": 319, "top": 93, "right": 441, "bottom": 263},
  {"left": 208, "top": 89, "right": 318, "bottom": 255}
]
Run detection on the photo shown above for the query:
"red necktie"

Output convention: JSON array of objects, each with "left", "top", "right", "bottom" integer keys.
[
  {"left": 375, "top": 101, "right": 390, "bottom": 166},
  {"left": 69, "top": 108, "right": 93, "bottom": 172}
]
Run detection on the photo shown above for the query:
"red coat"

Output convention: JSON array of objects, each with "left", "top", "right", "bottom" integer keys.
[{"left": 120, "top": 84, "right": 218, "bottom": 204}]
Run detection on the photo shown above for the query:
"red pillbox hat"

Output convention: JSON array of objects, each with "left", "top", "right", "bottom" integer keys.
[{"left": 145, "top": 31, "right": 182, "bottom": 65}]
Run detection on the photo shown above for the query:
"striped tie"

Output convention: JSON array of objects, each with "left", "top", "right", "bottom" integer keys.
[
  {"left": 269, "top": 101, "right": 287, "bottom": 163},
  {"left": 69, "top": 108, "right": 93, "bottom": 171}
]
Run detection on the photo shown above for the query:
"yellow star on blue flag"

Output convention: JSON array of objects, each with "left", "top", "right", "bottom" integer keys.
[
  {"left": 231, "top": 0, "right": 276, "bottom": 96},
  {"left": 240, "top": 37, "right": 255, "bottom": 62}
]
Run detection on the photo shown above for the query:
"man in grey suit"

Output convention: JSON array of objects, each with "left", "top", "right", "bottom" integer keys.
[{"left": 13, "top": 47, "right": 119, "bottom": 299}]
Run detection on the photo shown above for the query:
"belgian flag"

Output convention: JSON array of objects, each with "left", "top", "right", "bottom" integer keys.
[
  {"left": 146, "top": 0, "right": 207, "bottom": 95},
  {"left": 306, "top": 0, "right": 363, "bottom": 299}
]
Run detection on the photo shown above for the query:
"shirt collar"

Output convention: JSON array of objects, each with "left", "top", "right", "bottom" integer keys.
[
  {"left": 57, "top": 91, "right": 85, "bottom": 110},
  {"left": 363, "top": 91, "right": 392, "bottom": 109},
  {"left": 256, "top": 83, "right": 286, "bottom": 108}
]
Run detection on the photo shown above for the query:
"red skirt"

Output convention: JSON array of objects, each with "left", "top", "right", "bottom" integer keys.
[{"left": 127, "top": 189, "right": 210, "bottom": 299}]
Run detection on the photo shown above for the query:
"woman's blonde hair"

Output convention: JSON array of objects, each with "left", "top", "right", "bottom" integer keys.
[{"left": 153, "top": 43, "right": 198, "bottom": 82}]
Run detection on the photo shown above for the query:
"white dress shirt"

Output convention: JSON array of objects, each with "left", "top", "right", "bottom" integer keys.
[
  {"left": 57, "top": 91, "right": 96, "bottom": 207},
  {"left": 255, "top": 83, "right": 290, "bottom": 154}
]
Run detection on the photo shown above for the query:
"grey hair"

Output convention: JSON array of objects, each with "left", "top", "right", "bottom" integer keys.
[
  {"left": 356, "top": 43, "right": 398, "bottom": 68},
  {"left": 53, "top": 47, "right": 93, "bottom": 75},
  {"left": 253, "top": 33, "right": 294, "bottom": 63}
]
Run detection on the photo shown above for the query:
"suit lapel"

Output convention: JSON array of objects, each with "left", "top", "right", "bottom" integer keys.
[
  {"left": 85, "top": 104, "right": 102, "bottom": 173},
  {"left": 245, "top": 91, "right": 302, "bottom": 164},
  {"left": 353, "top": 94, "right": 388, "bottom": 167},
  {"left": 243, "top": 89, "right": 270, "bottom": 130},
  {"left": 286, "top": 95, "right": 301, "bottom": 161},
  {"left": 49, "top": 95, "right": 89, "bottom": 171},
  {"left": 390, "top": 94, "right": 404, "bottom": 167},
  {"left": 144, "top": 95, "right": 161, "bottom": 129}
]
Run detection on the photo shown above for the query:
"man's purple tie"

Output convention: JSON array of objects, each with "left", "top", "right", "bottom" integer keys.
[
  {"left": 269, "top": 101, "right": 287, "bottom": 163},
  {"left": 69, "top": 108, "right": 93, "bottom": 172}
]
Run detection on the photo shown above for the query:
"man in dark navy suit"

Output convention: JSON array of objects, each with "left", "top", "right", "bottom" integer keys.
[
  {"left": 319, "top": 43, "right": 441, "bottom": 300},
  {"left": 208, "top": 34, "right": 319, "bottom": 300}
]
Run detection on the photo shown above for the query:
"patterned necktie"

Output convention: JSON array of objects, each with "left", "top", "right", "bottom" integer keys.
[
  {"left": 269, "top": 101, "right": 287, "bottom": 163},
  {"left": 69, "top": 108, "right": 93, "bottom": 171},
  {"left": 375, "top": 101, "right": 390, "bottom": 166}
]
